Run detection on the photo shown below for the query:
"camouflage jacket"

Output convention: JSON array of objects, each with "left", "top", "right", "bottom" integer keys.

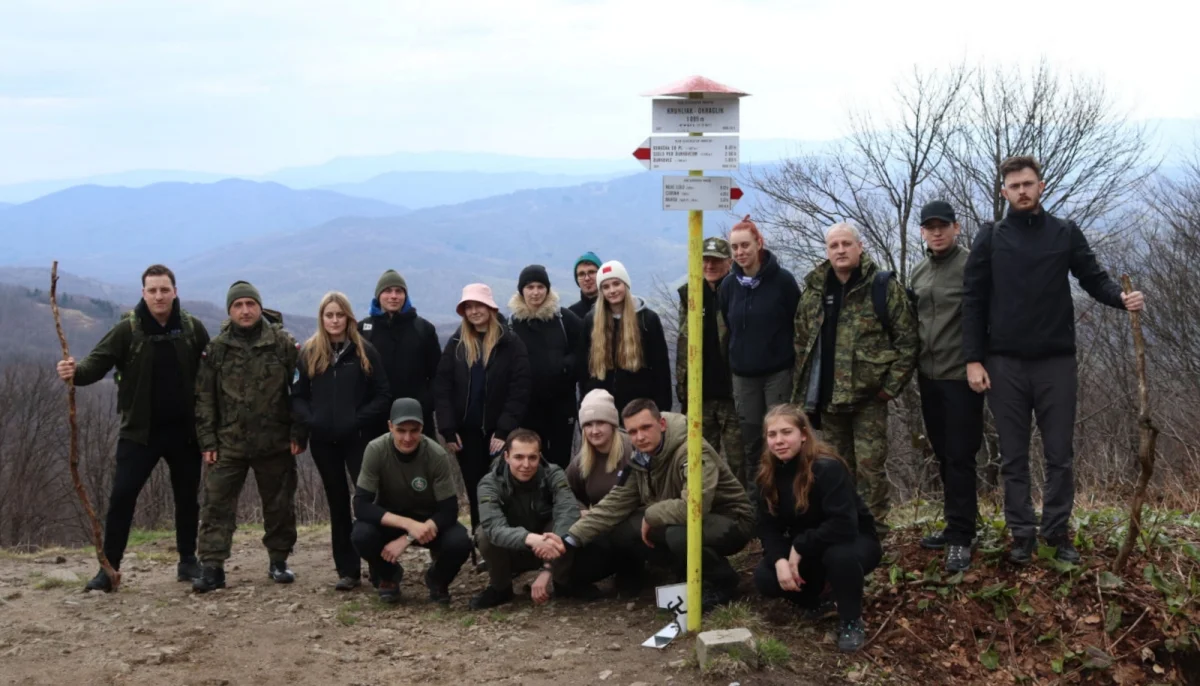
[
  {"left": 675, "top": 280, "right": 731, "bottom": 405},
  {"left": 195, "top": 318, "right": 300, "bottom": 456},
  {"left": 791, "top": 253, "right": 918, "bottom": 412},
  {"left": 567, "top": 412, "right": 754, "bottom": 544}
]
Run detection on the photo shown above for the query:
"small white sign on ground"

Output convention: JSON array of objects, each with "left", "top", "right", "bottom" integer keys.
[{"left": 652, "top": 98, "right": 740, "bottom": 133}]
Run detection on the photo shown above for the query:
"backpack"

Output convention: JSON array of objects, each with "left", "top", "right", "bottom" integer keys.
[
  {"left": 115, "top": 309, "right": 198, "bottom": 384},
  {"left": 871, "top": 270, "right": 914, "bottom": 342}
]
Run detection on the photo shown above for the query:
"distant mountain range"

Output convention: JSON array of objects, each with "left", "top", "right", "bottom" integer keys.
[
  {"left": 322, "top": 170, "right": 630, "bottom": 209},
  {"left": 0, "top": 179, "right": 407, "bottom": 281}
]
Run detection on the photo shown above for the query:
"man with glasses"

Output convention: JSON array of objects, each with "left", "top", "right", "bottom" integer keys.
[
  {"left": 567, "top": 252, "right": 602, "bottom": 320},
  {"left": 963, "top": 156, "right": 1145, "bottom": 566},
  {"left": 910, "top": 201, "right": 981, "bottom": 572}
]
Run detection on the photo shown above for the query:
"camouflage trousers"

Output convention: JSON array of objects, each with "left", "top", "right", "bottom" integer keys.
[
  {"left": 197, "top": 450, "right": 297, "bottom": 567},
  {"left": 691, "top": 397, "right": 745, "bottom": 485},
  {"left": 821, "top": 399, "right": 890, "bottom": 533}
]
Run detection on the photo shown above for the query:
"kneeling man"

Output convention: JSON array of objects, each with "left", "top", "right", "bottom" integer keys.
[
  {"left": 564, "top": 399, "right": 754, "bottom": 610},
  {"left": 351, "top": 398, "right": 472, "bottom": 604}
]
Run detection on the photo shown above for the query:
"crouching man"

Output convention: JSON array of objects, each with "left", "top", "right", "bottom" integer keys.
[
  {"left": 351, "top": 398, "right": 472, "bottom": 605},
  {"left": 469, "top": 429, "right": 596, "bottom": 609},
  {"left": 563, "top": 399, "right": 755, "bottom": 611}
]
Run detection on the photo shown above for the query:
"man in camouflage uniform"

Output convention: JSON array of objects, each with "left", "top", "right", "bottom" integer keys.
[
  {"left": 192, "top": 281, "right": 302, "bottom": 593},
  {"left": 792, "top": 223, "right": 918, "bottom": 532},
  {"left": 676, "top": 236, "right": 744, "bottom": 482}
]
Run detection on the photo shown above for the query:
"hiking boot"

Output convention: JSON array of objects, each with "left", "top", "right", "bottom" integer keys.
[
  {"left": 1009, "top": 537, "right": 1036, "bottom": 565},
  {"left": 614, "top": 565, "right": 644, "bottom": 599},
  {"left": 335, "top": 576, "right": 361, "bottom": 592},
  {"left": 945, "top": 545, "right": 972, "bottom": 573},
  {"left": 920, "top": 532, "right": 947, "bottom": 550},
  {"left": 84, "top": 568, "right": 115, "bottom": 593},
  {"left": 469, "top": 585, "right": 514, "bottom": 610},
  {"left": 268, "top": 560, "right": 295, "bottom": 584},
  {"left": 425, "top": 570, "right": 452, "bottom": 606},
  {"left": 177, "top": 556, "right": 202, "bottom": 582},
  {"left": 800, "top": 599, "right": 838, "bottom": 622},
  {"left": 700, "top": 584, "right": 733, "bottom": 614},
  {"left": 838, "top": 618, "right": 867, "bottom": 653},
  {"left": 554, "top": 581, "right": 602, "bottom": 602},
  {"left": 1046, "top": 537, "right": 1081, "bottom": 564},
  {"left": 377, "top": 580, "right": 401, "bottom": 604},
  {"left": 192, "top": 566, "right": 226, "bottom": 593}
]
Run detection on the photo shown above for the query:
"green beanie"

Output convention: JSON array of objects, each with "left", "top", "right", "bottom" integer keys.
[
  {"left": 375, "top": 269, "right": 408, "bottom": 300},
  {"left": 226, "top": 280, "right": 262, "bottom": 312}
]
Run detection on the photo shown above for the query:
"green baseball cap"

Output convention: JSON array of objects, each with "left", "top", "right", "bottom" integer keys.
[
  {"left": 389, "top": 398, "right": 424, "bottom": 426},
  {"left": 702, "top": 237, "right": 731, "bottom": 259}
]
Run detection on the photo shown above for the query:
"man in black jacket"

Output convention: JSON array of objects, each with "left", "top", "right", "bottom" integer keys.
[
  {"left": 962, "top": 156, "right": 1145, "bottom": 565},
  {"left": 567, "top": 251, "right": 602, "bottom": 320},
  {"left": 56, "top": 264, "right": 210, "bottom": 592},
  {"left": 358, "top": 270, "right": 441, "bottom": 438}
]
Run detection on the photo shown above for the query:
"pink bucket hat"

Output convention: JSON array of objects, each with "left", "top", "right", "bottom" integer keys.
[{"left": 456, "top": 283, "right": 499, "bottom": 316}]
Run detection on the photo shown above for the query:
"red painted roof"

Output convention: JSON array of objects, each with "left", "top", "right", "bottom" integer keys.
[{"left": 641, "top": 75, "right": 749, "bottom": 98}]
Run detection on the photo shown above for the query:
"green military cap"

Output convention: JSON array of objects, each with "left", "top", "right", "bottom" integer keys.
[{"left": 703, "top": 237, "right": 732, "bottom": 259}]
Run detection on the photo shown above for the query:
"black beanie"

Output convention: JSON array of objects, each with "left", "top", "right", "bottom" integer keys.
[{"left": 518, "top": 264, "right": 550, "bottom": 293}]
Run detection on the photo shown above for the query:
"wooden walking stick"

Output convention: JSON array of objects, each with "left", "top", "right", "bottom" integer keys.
[
  {"left": 50, "top": 262, "right": 120, "bottom": 590},
  {"left": 1112, "top": 274, "right": 1158, "bottom": 574}
]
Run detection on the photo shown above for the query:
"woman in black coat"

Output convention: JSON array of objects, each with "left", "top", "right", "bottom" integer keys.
[
  {"left": 292, "top": 291, "right": 391, "bottom": 590},
  {"left": 754, "top": 404, "right": 881, "bottom": 654},
  {"left": 578, "top": 260, "right": 672, "bottom": 414},
  {"left": 507, "top": 264, "right": 582, "bottom": 469},
  {"left": 434, "top": 283, "right": 531, "bottom": 532}
]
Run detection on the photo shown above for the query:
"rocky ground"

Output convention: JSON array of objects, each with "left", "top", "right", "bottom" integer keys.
[{"left": 0, "top": 526, "right": 858, "bottom": 686}]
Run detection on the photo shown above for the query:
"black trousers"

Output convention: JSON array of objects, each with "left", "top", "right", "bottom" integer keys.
[
  {"left": 986, "top": 355, "right": 1077, "bottom": 540},
  {"left": 609, "top": 509, "right": 751, "bottom": 593},
  {"left": 753, "top": 533, "right": 882, "bottom": 623},
  {"left": 918, "top": 376, "right": 984, "bottom": 546},
  {"left": 522, "top": 400, "right": 575, "bottom": 469},
  {"left": 104, "top": 429, "right": 201, "bottom": 569},
  {"left": 350, "top": 519, "right": 472, "bottom": 587},
  {"left": 457, "top": 428, "right": 492, "bottom": 532},
  {"left": 309, "top": 436, "right": 367, "bottom": 578}
]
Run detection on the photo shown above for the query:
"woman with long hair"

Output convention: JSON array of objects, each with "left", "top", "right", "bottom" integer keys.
[
  {"left": 719, "top": 216, "right": 800, "bottom": 494},
  {"left": 754, "top": 404, "right": 881, "bottom": 654},
  {"left": 565, "top": 389, "right": 633, "bottom": 510},
  {"left": 292, "top": 291, "right": 391, "bottom": 590},
  {"left": 579, "top": 260, "right": 672, "bottom": 415},
  {"left": 434, "top": 283, "right": 531, "bottom": 534}
]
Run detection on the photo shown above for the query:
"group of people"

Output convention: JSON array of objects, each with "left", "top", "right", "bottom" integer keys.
[{"left": 54, "top": 155, "right": 1145, "bottom": 655}]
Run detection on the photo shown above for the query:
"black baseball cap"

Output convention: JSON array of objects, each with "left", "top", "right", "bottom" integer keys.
[{"left": 919, "top": 200, "right": 956, "bottom": 226}]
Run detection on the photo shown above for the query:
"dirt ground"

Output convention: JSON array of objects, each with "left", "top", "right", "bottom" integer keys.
[{"left": 0, "top": 527, "right": 862, "bottom": 686}]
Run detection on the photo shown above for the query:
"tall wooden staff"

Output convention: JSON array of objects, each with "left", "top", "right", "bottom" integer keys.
[
  {"left": 1112, "top": 274, "right": 1158, "bottom": 573},
  {"left": 50, "top": 262, "right": 120, "bottom": 589}
]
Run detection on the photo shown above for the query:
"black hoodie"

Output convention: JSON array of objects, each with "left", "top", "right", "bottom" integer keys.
[
  {"left": 292, "top": 340, "right": 391, "bottom": 445},
  {"left": 719, "top": 249, "right": 801, "bottom": 377}
]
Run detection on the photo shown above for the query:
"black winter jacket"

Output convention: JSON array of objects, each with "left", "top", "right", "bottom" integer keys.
[
  {"left": 434, "top": 323, "right": 531, "bottom": 441},
  {"left": 507, "top": 290, "right": 582, "bottom": 413},
  {"left": 962, "top": 208, "right": 1126, "bottom": 362},
  {"left": 358, "top": 306, "right": 441, "bottom": 429},
  {"left": 578, "top": 297, "right": 673, "bottom": 414},
  {"left": 567, "top": 291, "right": 597, "bottom": 320},
  {"left": 719, "top": 249, "right": 800, "bottom": 377},
  {"left": 291, "top": 340, "right": 391, "bottom": 445},
  {"left": 757, "top": 456, "right": 876, "bottom": 564}
]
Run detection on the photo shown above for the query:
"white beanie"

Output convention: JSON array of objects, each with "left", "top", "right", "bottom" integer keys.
[
  {"left": 579, "top": 389, "right": 620, "bottom": 427},
  {"left": 597, "top": 260, "right": 632, "bottom": 291}
]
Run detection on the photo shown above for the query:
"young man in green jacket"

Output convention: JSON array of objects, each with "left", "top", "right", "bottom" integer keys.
[
  {"left": 563, "top": 399, "right": 754, "bottom": 611},
  {"left": 469, "top": 429, "right": 588, "bottom": 609},
  {"left": 56, "top": 265, "right": 210, "bottom": 592},
  {"left": 910, "top": 201, "right": 983, "bottom": 572}
]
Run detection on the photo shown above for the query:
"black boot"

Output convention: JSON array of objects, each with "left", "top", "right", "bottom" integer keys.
[
  {"left": 1009, "top": 537, "right": 1036, "bottom": 565},
  {"left": 425, "top": 569, "right": 451, "bottom": 606},
  {"left": 192, "top": 566, "right": 226, "bottom": 593},
  {"left": 268, "top": 560, "right": 295, "bottom": 584},
  {"left": 177, "top": 556, "right": 202, "bottom": 582},
  {"left": 838, "top": 618, "right": 866, "bottom": 653},
  {"left": 84, "top": 568, "right": 115, "bottom": 593},
  {"left": 469, "top": 585, "right": 514, "bottom": 610}
]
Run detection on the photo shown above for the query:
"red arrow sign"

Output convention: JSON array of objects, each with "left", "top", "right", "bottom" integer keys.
[{"left": 632, "top": 139, "right": 651, "bottom": 166}]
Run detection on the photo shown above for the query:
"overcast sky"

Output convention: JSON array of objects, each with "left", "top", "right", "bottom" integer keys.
[{"left": 2, "top": 0, "right": 1197, "bottom": 184}]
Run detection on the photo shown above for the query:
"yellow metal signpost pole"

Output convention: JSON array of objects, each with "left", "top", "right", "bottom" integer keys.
[{"left": 685, "top": 91, "right": 704, "bottom": 633}]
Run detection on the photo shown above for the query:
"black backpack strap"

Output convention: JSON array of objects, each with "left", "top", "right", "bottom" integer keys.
[{"left": 872, "top": 270, "right": 893, "bottom": 336}]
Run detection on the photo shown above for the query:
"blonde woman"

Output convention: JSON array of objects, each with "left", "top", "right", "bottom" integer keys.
[
  {"left": 292, "top": 291, "right": 391, "bottom": 590},
  {"left": 578, "top": 261, "right": 672, "bottom": 415},
  {"left": 434, "top": 283, "right": 531, "bottom": 532}
]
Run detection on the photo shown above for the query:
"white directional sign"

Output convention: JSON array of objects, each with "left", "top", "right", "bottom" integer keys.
[
  {"left": 661, "top": 176, "right": 743, "bottom": 211},
  {"left": 632, "top": 136, "right": 739, "bottom": 171},
  {"left": 652, "top": 98, "right": 740, "bottom": 133}
]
